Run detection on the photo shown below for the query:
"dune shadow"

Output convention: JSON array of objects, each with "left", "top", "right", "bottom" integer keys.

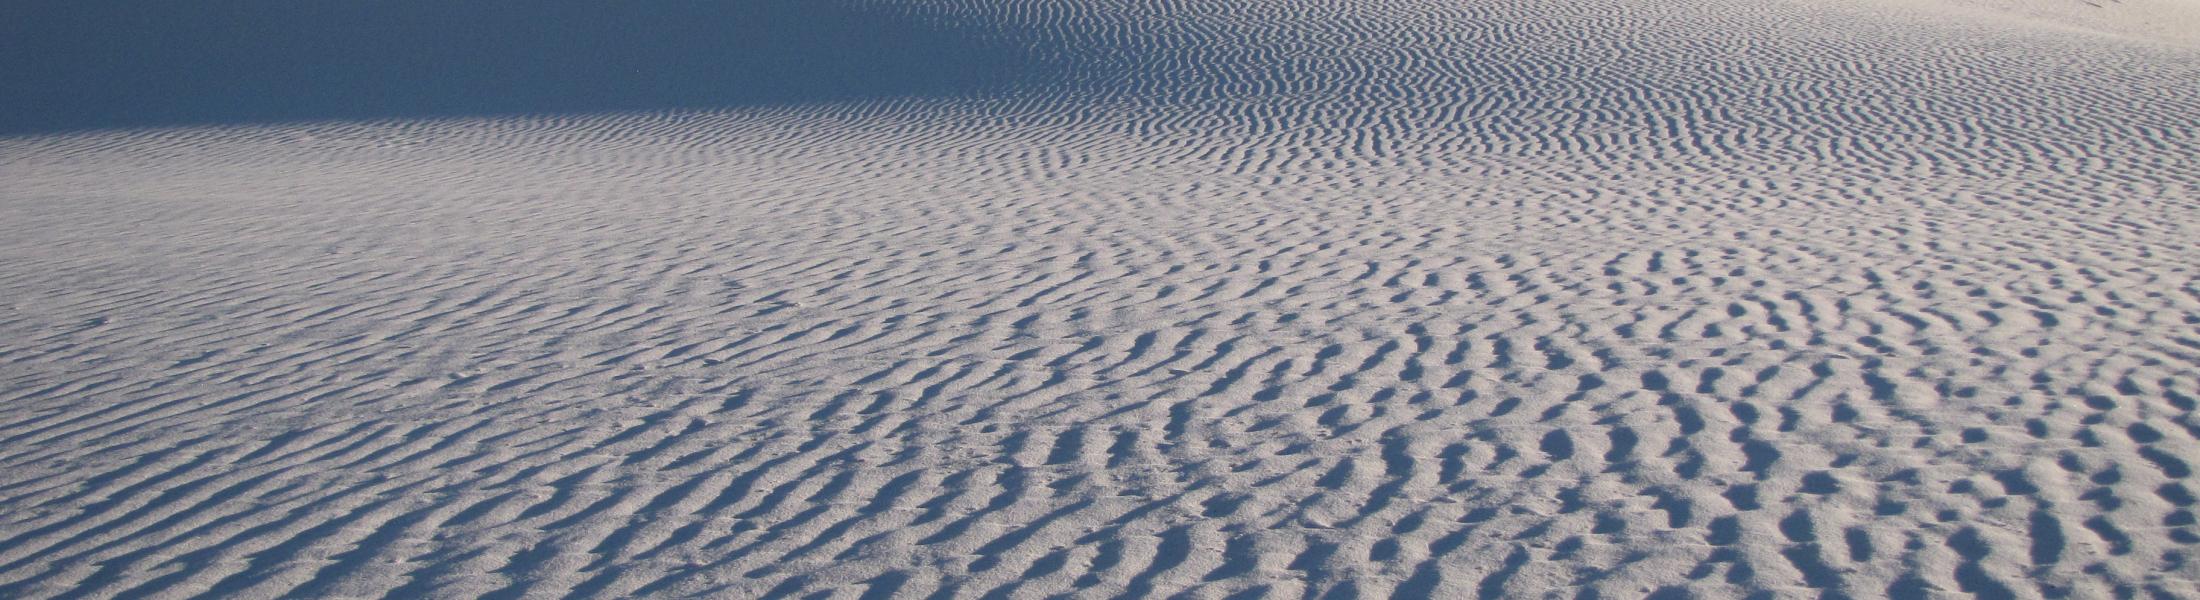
[{"left": 0, "top": 0, "right": 1077, "bottom": 135}]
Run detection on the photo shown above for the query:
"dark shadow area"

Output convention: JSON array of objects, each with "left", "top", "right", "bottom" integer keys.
[{"left": 0, "top": 0, "right": 1073, "bottom": 134}]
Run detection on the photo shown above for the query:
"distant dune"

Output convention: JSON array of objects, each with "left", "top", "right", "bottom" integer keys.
[
  {"left": 1898, "top": 0, "right": 2200, "bottom": 47},
  {"left": 3, "top": 0, "right": 2199, "bottom": 598},
  {"left": 0, "top": 0, "right": 1080, "bottom": 134}
]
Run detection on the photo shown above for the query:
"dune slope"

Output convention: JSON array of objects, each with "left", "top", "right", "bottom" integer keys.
[{"left": 3, "top": 0, "right": 2200, "bottom": 598}]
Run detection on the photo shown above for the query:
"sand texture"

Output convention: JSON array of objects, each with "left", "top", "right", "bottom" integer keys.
[{"left": 4, "top": 0, "right": 2200, "bottom": 598}]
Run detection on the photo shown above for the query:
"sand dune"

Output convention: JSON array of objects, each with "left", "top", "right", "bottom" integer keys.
[
  {"left": 4, "top": 0, "right": 2200, "bottom": 598},
  {"left": 1894, "top": 0, "right": 2200, "bottom": 47}
]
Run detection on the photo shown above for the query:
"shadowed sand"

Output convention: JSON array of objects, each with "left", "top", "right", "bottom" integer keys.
[
  {"left": 3, "top": 0, "right": 2200, "bottom": 598},
  {"left": 0, "top": 0, "right": 1085, "bottom": 135}
]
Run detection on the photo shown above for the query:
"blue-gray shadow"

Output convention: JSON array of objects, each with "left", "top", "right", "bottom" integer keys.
[{"left": 0, "top": 0, "right": 1079, "bottom": 135}]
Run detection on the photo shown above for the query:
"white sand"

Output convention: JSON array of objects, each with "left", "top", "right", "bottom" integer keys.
[
  {"left": 1895, "top": 0, "right": 2200, "bottom": 47},
  {"left": 4, "top": 0, "right": 2200, "bottom": 598}
]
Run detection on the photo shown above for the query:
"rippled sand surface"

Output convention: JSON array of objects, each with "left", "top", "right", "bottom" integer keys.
[{"left": 4, "top": 0, "right": 2199, "bottom": 597}]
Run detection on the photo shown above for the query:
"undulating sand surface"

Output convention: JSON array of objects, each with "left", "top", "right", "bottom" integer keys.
[{"left": 5, "top": 0, "right": 2200, "bottom": 598}]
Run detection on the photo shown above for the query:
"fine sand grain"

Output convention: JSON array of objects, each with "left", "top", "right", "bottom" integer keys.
[{"left": 4, "top": 0, "right": 2199, "bottom": 598}]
